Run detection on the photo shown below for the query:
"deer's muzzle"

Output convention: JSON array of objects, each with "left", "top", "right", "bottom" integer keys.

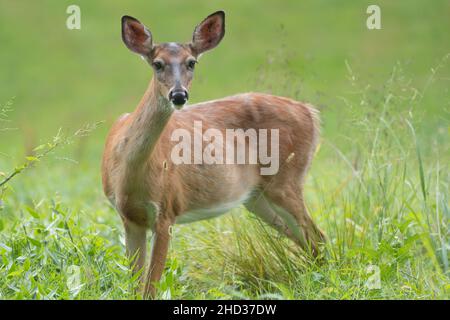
[{"left": 169, "top": 89, "right": 188, "bottom": 108}]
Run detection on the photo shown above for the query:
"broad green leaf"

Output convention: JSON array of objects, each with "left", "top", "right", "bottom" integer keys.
[
  {"left": 27, "top": 236, "right": 41, "bottom": 247},
  {"left": 25, "top": 206, "right": 40, "bottom": 219}
]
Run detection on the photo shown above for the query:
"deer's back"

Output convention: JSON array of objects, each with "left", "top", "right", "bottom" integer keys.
[{"left": 102, "top": 92, "right": 319, "bottom": 227}]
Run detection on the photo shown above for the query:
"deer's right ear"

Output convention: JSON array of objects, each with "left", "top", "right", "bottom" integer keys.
[{"left": 121, "top": 16, "right": 153, "bottom": 56}]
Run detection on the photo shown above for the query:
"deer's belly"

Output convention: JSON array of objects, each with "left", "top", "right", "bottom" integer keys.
[{"left": 176, "top": 192, "right": 251, "bottom": 224}]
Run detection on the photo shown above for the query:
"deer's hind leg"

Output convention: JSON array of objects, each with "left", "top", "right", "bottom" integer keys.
[
  {"left": 244, "top": 194, "right": 301, "bottom": 244},
  {"left": 263, "top": 185, "right": 326, "bottom": 257}
]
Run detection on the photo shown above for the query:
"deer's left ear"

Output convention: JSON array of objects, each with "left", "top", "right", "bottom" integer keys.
[{"left": 191, "top": 11, "right": 225, "bottom": 55}]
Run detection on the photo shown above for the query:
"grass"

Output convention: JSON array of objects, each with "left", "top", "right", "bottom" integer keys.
[{"left": 0, "top": 1, "right": 449, "bottom": 299}]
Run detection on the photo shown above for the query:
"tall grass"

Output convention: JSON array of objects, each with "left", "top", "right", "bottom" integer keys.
[
  {"left": 0, "top": 114, "right": 109, "bottom": 299},
  {"left": 0, "top": 58, "right": 448, "bottom": 299},
  {"left": 170, "top": 59, "right": 449, "bottom": 299}
]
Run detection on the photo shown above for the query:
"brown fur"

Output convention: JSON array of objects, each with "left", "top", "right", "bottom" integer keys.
[{"left": 102, "top": 11, "right": 325, "bottom": 298}]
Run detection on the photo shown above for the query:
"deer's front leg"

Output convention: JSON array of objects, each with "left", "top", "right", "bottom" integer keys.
[
  {"left": 124, "top": 219, "right": 147, "bottom": 280},
  {"left": 144, "top": 217, "right": 173, "bottom": 299}
]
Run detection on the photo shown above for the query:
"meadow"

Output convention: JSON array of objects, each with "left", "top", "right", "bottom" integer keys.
[{"left": 0, "top": 0, "right": 449, "bottom": 299}]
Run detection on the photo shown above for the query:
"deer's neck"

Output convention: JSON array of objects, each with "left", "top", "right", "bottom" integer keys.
[{"left": 123, "top": 78, "right": 173, "bottom": 168}]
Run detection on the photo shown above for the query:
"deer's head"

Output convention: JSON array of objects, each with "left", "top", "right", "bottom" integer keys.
[{"left": 121, "top": 11, "right": 225, "bottom": 109}]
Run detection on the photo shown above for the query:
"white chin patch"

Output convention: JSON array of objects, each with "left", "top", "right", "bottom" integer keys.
[{"left": 173, "top": 103, "right": 184, "bottom": 110}]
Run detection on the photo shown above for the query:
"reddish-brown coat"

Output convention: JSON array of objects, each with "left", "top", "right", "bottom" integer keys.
[{"left": 102, "top": 88, "right": 319, "bottom": 227}]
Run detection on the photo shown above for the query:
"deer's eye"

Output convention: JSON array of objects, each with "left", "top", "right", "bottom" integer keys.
[
  {"left": 187, "top": 60, "right": 197, "bottom": 71},
  {"left": 152, "top": 61, "right": 164, "bottom": 72}
]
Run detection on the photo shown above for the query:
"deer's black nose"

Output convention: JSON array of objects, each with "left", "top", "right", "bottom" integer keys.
[{"left": 169, "top": 89, "right": 188, "bottom": 107}]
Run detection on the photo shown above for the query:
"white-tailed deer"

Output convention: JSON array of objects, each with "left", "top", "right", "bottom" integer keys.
[{"left": 102, "top": 11, "right": 325, "bottom": 298}]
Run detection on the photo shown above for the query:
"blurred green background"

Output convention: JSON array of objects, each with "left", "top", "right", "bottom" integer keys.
[{"left": 0, "top": 0, "right": 448, "bottom": 153}]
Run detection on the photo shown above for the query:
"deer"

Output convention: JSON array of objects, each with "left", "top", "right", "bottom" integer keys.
[{"left": 102, "top": 10, "right": 326, "bottom": 298}]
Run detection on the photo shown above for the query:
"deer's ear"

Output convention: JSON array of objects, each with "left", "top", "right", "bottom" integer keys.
[
  {"left": 121, "top": 16, "right": 153, "bottom": 56},
  {"left": 191, "top": 11, "right": 225, "bottom": 55}
]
